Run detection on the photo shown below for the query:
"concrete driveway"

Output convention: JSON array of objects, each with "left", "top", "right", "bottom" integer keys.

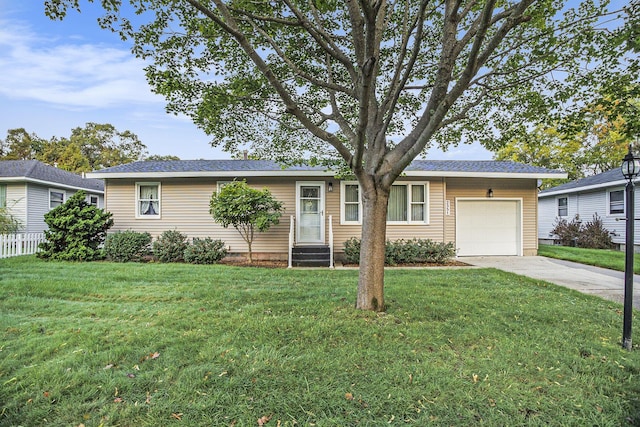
[{"left": 463, "top": 256, "right": 640, "bottom": 310}]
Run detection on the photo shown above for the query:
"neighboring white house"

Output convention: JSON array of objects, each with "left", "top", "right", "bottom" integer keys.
[
  {"left": 538, "top": 168, "right": 639, "bottom": 250},
  {"left": 0, "top": 160, "right": 105, "bottom": 233}
]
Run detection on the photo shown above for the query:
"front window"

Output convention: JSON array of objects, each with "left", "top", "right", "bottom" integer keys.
[
  {"left": 342, "top": 183, "right": 361, "bottom": 224},
  {"left": 49, "top": 189, "right": 65, "bottom": 209},
  {"left": 609, "top": 190, "right": 624, "bottom": 215},
  {"left": 340, "top": 182, "right": 429, "bottom": 224},
  {"left": 88, "top": 195, "right": 99, "bottom": 207},
  {"left": 557, "top": 197, "right": 568, "bottom": 217},
  {"left": 388, "top": 183, "right": 428, "bottom": 223},
  {"left": 136, "top": 183, "right": 160, "bottom": 218}
]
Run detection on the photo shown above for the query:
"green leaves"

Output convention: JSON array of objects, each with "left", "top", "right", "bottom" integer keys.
[{"left": 209, "top": 180, "right": 283, "bottom": 262}]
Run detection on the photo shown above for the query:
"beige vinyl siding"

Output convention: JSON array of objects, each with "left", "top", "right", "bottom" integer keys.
[
  {"left": 445, "top": 178, "right": 539, "bottom": 256},
  {"left": 106, "top": 177, "right": 298, "bottom": 256},
  {"left": 5, "top": 183, "right": 27, "bottom": 231}
]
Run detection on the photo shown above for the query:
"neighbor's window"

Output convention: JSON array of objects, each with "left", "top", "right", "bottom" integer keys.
[
  {"left": 609, "top": 190, "right": 624, "bottom": 215},
  {"left": 0, "top": 184, "right": 6, "bottom": 208},
  {"left": 136, "top": 183, "right": 160, "bottom": 218},
  {"left": 88, "top": 195, "right": 99, "bottom": 207},
  {"left": 49, "top": 189, "right": 65, "bottom": 209},
  {"left": 387, "top": 183, "right": 428, "bottom": 223},
  {"left": 341, "top": 182, "right": 361, "bottom": 224},
  {"left": 557, "top": 197, "right": 568, "bottom": 217}
]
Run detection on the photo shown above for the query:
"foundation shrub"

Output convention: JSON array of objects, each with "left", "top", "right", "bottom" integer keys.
[
  {"left": 343, "top": 237, "right": 456, "bottom": 265},
  {"left": 184, "top": 237, "right": 228, "bottom": 264},
  {"left": 153, "top": 230, "right": 189, "bottom": 263},
  {"left": 104, "top": 230, "right": 152, "bottom": 262}
]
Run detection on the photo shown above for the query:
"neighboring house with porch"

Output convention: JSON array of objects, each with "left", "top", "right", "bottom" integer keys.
[
  {"left": 538, "top": 168, "right": 638, "bottom": 250},
  {"left": 88, "top": 159, "right": 564, "bottom": 265},
  {"left": 0, "top": 160, "right": 105, "bottom": 233}
]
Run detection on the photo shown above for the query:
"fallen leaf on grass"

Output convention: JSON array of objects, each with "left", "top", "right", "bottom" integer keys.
[
  {"left": 113, "top": 397, "right": 124, "bottom": 403},
  {"left": 140, "top": 352, "right": 161, "bottom": 362},
  {"left": 257, "top": 414, "right": 272, "bottom": 426},
  {"left": 171, "top": 413, "right": 183, "bottom": 420},
  {"left": 345, "top": 392, "right": 354, "bottom": 401}
]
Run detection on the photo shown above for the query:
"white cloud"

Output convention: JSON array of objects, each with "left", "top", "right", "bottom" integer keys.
[{"left": 0, "top": 19, "right": 162, "bottom": 109}]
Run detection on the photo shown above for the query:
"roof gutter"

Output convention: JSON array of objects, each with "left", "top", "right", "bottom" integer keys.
[
  {"left": 539, "top": 178, "right": 634, "bottom": 198},
  {"left": 87, "top": 170, "right": 567, "bottom": 180},
  {"left": 0, "top": 176, "right": 104, "bottom": 194}
]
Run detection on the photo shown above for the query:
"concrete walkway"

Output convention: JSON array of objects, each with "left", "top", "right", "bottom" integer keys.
[{"left": 463, "top": 256, "right": 640, "bottom": 310}]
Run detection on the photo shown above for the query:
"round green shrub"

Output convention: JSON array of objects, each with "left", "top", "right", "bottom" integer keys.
[
  {"left": 153, "top": 230, "right": 189, "bottom": 263},
  {"left": 104, "top": 230, "right": 152, "bottom": 262},
  {"left": 184, "top": 237, "right": 228, "bottom": 264}
]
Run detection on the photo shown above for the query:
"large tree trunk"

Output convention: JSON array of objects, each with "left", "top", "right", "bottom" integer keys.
[{"left": 356, "top": 187, "right": 390, "bottom": 311}]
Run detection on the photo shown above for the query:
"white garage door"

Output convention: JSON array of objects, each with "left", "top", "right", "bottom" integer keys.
[{"left": 456, "top": 200, "right": 521, "bottom": 256}]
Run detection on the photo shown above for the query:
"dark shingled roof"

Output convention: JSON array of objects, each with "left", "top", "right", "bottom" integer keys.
[
  {"left": 539, "top": 168, "right": 626, "bottom": 195},
  {"left": 0, "top": 160, "right": 104, "bottom": 192},
  {"left": 92, "top": 159, "right": 563, "bottom": 175}
]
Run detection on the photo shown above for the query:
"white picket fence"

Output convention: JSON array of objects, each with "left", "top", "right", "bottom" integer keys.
[{"left": 0, "top": 233, "right": 46, "bottom": 259}]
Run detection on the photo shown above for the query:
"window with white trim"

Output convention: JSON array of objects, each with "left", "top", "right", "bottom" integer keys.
[
  {"left": 49, "top": 189, "right": 65, "bottom": 209},
  {"left": 388, "top": 183, "right": 428, "bottom": 223},
  {"left": 609, "top": 190, "right": 624, "bottom": 215},
  {"left": 88, "top": 195, "right": 99, "bottom": 207},
  {"left": 136, "top": 183, "right": 160, "bottom": 218},
  {"left": 557, "top": 197, "right": 568, "bottom": 217},
  {"left": 339, "top": 182, "right": 361, "bottom": 224},
  {"left": 340, "top": 181, "right": 429, "bottom": 224}
]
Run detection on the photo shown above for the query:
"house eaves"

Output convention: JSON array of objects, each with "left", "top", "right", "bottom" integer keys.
[
  {"left": 87, "top": 159, "right": 566, "bottom": 180},
  {"left": 538, "top": 179, "right": 632, "bottom": 198},
  {"left": 0, "top": 176, "right": 105, "bottom": 194}
]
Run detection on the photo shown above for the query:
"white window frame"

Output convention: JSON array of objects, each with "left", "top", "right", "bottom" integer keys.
[
  {"left": 608, "top": 189, "right": 625, "bottom": 216},
  {"left": 135, "top": 182, "right": 161, "bottom": 219},
  {"left": 49, "top": 189, "right": 66, "bottom": 210},
  {"left": 339, "top": 181, "right": 430, "bottom": 225},
  {"left": 340, "top": 181, "right": 362, "bottom": 225},
  {"left": 557, "top": 196, "right": 568, "bottom": 217},
  {"left": 88, "top": 194, "right": 99, "bottom": 207}
]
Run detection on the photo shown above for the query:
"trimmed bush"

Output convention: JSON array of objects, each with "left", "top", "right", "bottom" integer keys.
[
  {"left": 577, "top": 214, "right": 614, "bottom": 249},
  {"left": 184, "top": 237, "right": 228, "bottom": 264},
  {"left": 343, "top": 237, "right": 456, "bottom": 265},
  {"left": 153, "top": 230, "right": 189, "bottom": 263},
  {"left": 551, "top": 214, "right": 613, "bottom": 249},
  {"left": 104, "top": 230, "right": 152, "bottom": 262},
  {"left": 38, "top": 191, "right": 113, "bottom": 261}
]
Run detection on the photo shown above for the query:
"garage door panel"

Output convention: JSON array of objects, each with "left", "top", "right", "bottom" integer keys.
[{"left": 457, "top": 200, "right": 520, "bottom": 256}]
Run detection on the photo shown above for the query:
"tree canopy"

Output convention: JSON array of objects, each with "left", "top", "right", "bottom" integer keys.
[
  {"left": 0, "top": 123, "right": 166, "bottom": 172},
  {"left": 45, "top": 0, "right": 638, "bottom": 310}
]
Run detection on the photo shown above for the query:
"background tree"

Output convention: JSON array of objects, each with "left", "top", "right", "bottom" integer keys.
[
  {"left": 0, "top": 128, "right": 47, "bottom": 160},
  {"left": 209, "top": 181, "right": 283, "bottom": 263},
  {"left": 46, "top": 0, "right": 637, "bottom": 310},
  {"left": 497, "top": 91, "right": 638, "bottom": 188},
  {"left": 1, "top": 123, "right": 152, "bottom": 173},
  {"left": 144, "top": 154, "right": 181, "bottom": 161}
]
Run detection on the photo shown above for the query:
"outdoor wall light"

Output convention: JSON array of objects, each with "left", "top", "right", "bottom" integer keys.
[
  {"left": 328, "top": 181, "right": 333, "bottom": 192},
  {"left": 487, "top": 188, "right": 494, "bottom": 198}
]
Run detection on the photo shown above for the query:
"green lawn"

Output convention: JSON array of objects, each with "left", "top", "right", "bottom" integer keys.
[
  {"left": 1, "top": 256, "right": 639, "bottom": 426},
  {"left": 538, "top": 244, "right": 640, "bottom": 274}
]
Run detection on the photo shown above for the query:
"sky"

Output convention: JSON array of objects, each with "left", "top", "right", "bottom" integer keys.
[{"left": 0, "top": 2, "right": 493, "bottom": 161}]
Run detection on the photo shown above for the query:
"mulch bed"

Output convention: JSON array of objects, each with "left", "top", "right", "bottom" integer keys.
[{"left": 219, "top": 259, "right": 469, "bottom": 268}]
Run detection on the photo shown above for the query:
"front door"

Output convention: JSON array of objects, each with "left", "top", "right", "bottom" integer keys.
[{"left": 296, "top": 182, "right": 325, "bottom": 244}]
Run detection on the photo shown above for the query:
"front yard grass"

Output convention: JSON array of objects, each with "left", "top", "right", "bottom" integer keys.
[
  {"left": 538, "top": 244, "right": 640, "bottom": 274},
  {"left": 1, "top": 256, "right": 639, "bottom": 426}
]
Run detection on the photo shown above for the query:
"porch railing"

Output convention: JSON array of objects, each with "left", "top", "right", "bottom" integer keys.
[
  {"left": 0, "top": 233, "right": 46, "bottom": 259},
  {"left": 328, "top": 215, "right": 334, "bottom": 268},
  {"left": 288, "top": 215, "right": 295, "bottom": 268}
]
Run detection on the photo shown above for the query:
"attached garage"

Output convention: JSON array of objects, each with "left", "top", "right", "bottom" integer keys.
[{"left": 456, "top": 199, "right": 522, "bottom": 256}]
